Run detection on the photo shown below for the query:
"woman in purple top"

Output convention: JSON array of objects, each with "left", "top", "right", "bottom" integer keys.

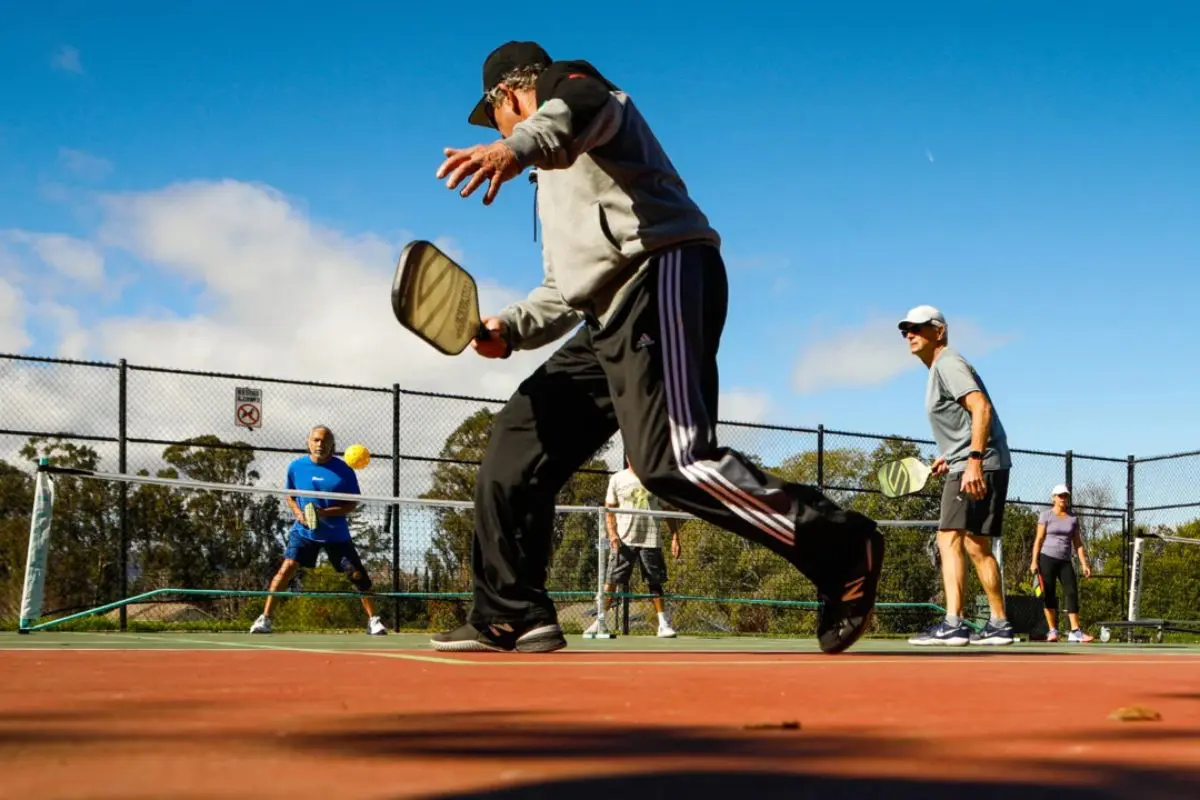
[{"left": 1029, "top": 484, "right": 1093, "bottom": 642}]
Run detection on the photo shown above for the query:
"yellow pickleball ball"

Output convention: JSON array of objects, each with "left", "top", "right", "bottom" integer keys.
[{"left": 343, "top": 444, "right": 371, "bottom": 470}]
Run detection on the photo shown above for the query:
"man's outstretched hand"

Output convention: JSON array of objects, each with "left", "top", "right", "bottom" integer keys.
[
  {"left": 472, "top": 317, "right": 510, "bottom": 359},
  {"left": 437, "top": 143, "right": 521, "bottom": 205}
]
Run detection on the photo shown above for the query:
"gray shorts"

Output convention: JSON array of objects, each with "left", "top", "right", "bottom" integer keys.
[
  {"left": 939, "top": 468, "right": 1009, "bottom": 537},
  {"left": 607, "top": 544, "right": 668, "bottom": 589}
]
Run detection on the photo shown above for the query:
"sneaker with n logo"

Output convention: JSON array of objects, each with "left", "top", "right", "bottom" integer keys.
[{"left": 816, "top": 521, "right": 886, "bottom": 655}]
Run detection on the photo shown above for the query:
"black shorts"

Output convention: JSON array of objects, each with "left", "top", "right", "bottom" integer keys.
[
  {"left": 607, "top": 544, "right": 668, "bottom": 588},
  {"left": 938, "top": 468, "right": 1009, "bottom": 537}
]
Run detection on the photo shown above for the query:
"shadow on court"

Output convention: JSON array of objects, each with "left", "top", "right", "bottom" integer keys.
[
  {"left": 276, "top": 710, "right": 1200, "bottom": 800},
  {"left": 413, "top": 769, "right": 1200, "bottom": 800}
]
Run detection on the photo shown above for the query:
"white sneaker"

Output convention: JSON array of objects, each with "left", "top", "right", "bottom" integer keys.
[
  {"left": 582, "top": 618, "right": 616, "bottom": 639},
  {"left": 657, "top": 621, "right": 677, "bottom": 638},
  {"left": 367, "top": 616, "right": 388, "bottom": 636},
  {"left": 249, "top": 614, "right": 272, "bottom": 634}
]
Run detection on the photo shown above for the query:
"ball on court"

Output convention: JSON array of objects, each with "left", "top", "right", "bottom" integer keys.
[{"left": 343, "top": 444, "right": 371, "bottom": 470}]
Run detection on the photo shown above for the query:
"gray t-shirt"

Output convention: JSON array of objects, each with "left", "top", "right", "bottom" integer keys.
[
  {"left": 1038, "top": 510, "right": 1078, "bottom": 561},
  {"left": 925, "top": 347, "right": 1011, "bottom": 474}
]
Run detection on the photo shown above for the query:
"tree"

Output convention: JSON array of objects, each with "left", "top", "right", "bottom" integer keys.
[
  {"left": 421, "top": 408, "right": 494, "bottom": 593},
  {"left": 0, "top": 460, "right": 35, "bottom": 623},
  {"left": 135, "top": 436, "right": 286, "bottom": 595}
]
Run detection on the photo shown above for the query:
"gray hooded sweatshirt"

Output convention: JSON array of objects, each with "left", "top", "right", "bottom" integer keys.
[{"left": 496, "top": 59, "right": 721, "bottom": 351}]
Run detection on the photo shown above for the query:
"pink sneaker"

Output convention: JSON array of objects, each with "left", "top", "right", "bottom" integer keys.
[
  {"left": 1046, "top": 629, "right": 1058, "bottom": 642},
  {"left": 1068, "top": 629, "right": 1094, "bottom": 643}
]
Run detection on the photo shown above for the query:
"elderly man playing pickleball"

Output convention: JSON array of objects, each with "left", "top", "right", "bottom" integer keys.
[
  {"left": 250, "top": 425, "right": 387, "bottom": 637},
  {"left": 899, "top": 306, "right": 1014, "bottom": 647},
  {"left": 427, "top": 41, "right": 885, "bottom": 655}
]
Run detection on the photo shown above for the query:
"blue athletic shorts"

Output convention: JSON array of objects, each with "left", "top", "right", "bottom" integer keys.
[{"left": 285, "top": 528, "right": 366, "bottom": 574}]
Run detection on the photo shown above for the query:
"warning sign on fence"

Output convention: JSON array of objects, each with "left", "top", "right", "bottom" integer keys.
[{"left": 235, "top": 387, "right": 262, "bottom": 430}]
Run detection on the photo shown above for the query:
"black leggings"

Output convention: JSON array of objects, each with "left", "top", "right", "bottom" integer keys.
[{"left": 1038, "top": 553, "right": 1079, "bottom": 614}]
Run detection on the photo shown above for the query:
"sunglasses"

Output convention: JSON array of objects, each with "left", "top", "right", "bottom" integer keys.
[{"left": 899, "top": 323, "right": 927, "bottom": 336}]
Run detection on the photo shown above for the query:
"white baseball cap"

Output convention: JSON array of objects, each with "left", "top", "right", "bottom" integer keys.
[
  {"left": 898, "top": 305, "right": 946, "bottom": 329},
  {"left": 1051, "top": 484, "right": 1070, "bottom": 497}
]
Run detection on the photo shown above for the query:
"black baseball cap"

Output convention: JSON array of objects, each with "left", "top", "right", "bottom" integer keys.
[{"left": 467, "top": 41, "right": 553, "bottom": 128}]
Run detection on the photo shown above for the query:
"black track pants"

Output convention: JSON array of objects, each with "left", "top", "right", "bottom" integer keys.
[{"left": 468, "top": 244, "right": 877, "bottom": 625}]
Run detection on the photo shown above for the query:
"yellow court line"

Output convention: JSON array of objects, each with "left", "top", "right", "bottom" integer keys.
[{"left": 113, "top": 634, "right": 473, "bottom": 666}]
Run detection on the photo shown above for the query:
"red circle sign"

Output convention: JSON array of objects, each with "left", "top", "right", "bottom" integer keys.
[{"left": 237, "top": 403, "right": 261, "bottom": 426}]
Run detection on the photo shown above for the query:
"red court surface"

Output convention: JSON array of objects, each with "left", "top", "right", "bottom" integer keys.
[{"left": 2, "top": 635, "right": 1199, "bottom": 799}]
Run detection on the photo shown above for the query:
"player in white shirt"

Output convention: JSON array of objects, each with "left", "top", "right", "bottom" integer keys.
[{"left": 585, "top": 458, "right": 681, "bottom": 638}]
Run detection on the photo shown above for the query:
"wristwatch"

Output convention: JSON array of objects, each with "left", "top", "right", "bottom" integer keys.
[{"left": 967, "top": 450, "right": 985, "bottom": 460}]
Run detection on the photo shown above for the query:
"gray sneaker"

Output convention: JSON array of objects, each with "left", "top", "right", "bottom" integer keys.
[{"left": 908, "top": 619, "right": 971, "bottom": 646}]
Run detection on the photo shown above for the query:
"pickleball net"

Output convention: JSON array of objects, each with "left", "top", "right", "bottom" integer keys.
[
  {"left": 1096, "top": 531, "right": 1200, "bottom": 642},
  {"left": 17, "top": 463, "right": 947, "bottom": 637}
]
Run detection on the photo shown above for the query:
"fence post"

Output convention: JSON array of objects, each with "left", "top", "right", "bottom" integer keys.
[
  {"left": 1064, "top": 449, "right": 1073, "bottom": 495},
  {"left": 118, "top": 359, "right": 128, "bottom": 632},
  {"left": 1125, "top": 454, "right": 1135, "bottom": 623},
  {"left": 817, "top": 425, "right": 825, "bottom": 490},
  {"left": 391, "top": 384, "right": 401, "bottom": 631}
]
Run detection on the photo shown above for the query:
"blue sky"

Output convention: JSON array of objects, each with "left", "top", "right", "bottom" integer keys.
[{"left": 2, "top": 1, "right": 1199, "bottom": 468}]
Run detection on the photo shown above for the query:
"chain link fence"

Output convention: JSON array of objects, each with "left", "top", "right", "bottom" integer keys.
[{"left": 2, "top": 351, "right": 1196, "bottom": 635}]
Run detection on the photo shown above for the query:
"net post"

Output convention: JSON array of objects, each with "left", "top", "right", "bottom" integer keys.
[
  {"left": 118, "top": 358, "right": 129, "bottom": 632},
  {"left": 992, "top": 536, "right": 1005, "bottom": 599},
  {"left": 18, "top": 457, "right": 55, "bottom": 633},
  {"left": 1125, "top": 453, "right": 1135, "bottom": 630},
  {"left": 817, "top": 425, "right": 826, "bottom": 490},
  {"left": 596, "top": 508, "right": 605, "bottom": 626},
  {"left": 1127, "top": 533, "right": 1145, "bottom": 624},
  {"left": 391, "top": 383, "right": 401, "bottom": 631},
  {"left": 588, "top": 506, "right": 614, "bottom": 639}
]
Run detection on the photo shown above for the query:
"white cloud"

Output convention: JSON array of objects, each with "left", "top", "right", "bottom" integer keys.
[
  {"left": 52, "top": 46, "right": 83, "bottom": 74},
  {"left": 4, "top": 231, "right": 105, "bottom": 286},
  {"left": 0, "top": 242, "right": 21, "bottom": 279},
  {"left": 59, "top": 148, "right": 113, "bottom": 181},
  {"left": 0, "top": 278, "right": 31, "bottom": 352},
  {"left": 92, "top": 180, "right": 545, "bottom": 390},
  {"left": 719, "top": 388, "right": 771, "bottom": 424},
  {"left": 0, "top": 179, "right": 569, "bottom": 495},
  {"left": 792, "top": 315, "right": 1011, "bottom": 394},
  {"left": 35, "top": 302, "right": 87, "bottom": 359}
]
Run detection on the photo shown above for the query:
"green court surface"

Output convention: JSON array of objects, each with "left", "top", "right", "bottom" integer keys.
[{"left": 4, "top": 631, "right": 1200, "bottom": 656}]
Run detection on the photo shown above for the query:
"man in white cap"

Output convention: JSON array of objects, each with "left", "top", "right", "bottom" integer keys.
[{"left": 900, "top": 305, "right": 1014, "bottom": 646}]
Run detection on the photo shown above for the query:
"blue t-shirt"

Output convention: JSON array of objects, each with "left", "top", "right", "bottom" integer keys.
[{"left": 287, "top": 456, "right": 360, "bottom": 542}]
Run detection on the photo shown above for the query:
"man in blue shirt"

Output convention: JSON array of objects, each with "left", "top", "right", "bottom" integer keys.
[{"left": 250, "top": 425, "right": 386, "bottom": 635}]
